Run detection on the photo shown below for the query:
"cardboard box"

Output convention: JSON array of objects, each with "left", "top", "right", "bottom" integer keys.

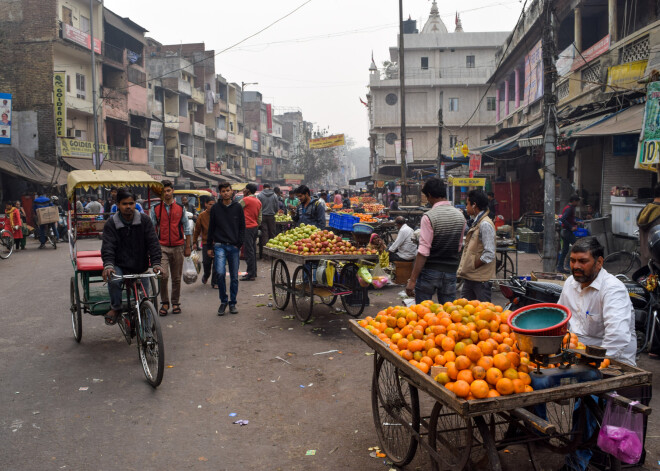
[{"left": 36, "top": 206, "right": 59, "bottom": 225}]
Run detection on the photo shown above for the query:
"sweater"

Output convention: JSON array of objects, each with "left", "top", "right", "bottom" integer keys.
[
  {"left": 207, "top": 200, "right": 246, "bottom": 248},
  {"left": 258, "top": 189, "right": 279, "bottom": 216},
  {"left": 101, "top": 211, "right": 162, "bottom": 274},
  {"left": 241, "top": 195, "right": 262, "bottom": 228}
]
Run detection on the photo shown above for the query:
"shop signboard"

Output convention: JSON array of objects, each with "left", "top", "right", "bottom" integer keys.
[
  {"left": 181, "top": 154, "right": 194, "bottom": 172},
  {"left": 266, "top": 104, "right": 272, "bottom": 134},
  {"left": 0, "top": 93, "right": 12, "bottom": 144},
  {"left": 469, "top": 153, "right": 482, "bottom": 173},
  {"left": 53, "top": 73, "right": 66, "bottom": 138},
  {"left": 571, "top": 35, "right": 610, "bottom": 71},
  {"left": 448, "top": 177, "right": 486, "bottom": 187},
  {"left": 59, "top": 138, "right": 108, "bottom": 157},
  {"left": 635, "top": 81, "right": 660, "bottom": 171},
  {"left": 149, "top": 120, "right": 163, "bottom": 140},
  {"left": 63, "top": 23, "right": 101, "bottom": 54},
  {"left": 309, "top": 134, "right": 345, "bottom": 149},
  {"left": 209, "top": 162, "right": 222, "bottom": 175}
]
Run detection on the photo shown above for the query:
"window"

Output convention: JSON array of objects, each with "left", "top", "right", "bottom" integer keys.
[
  {"left": 80, "top": 15, "right": 90, "bottom": 33},
  {"left": 62, "top": 6, "right": 72, "bottom": 26},
  {"left": 421, "top": 57, "right": 429, "bottom": 70},
  {"left": 75, "top": 73, "right": 86, "bottom": 99},
  {"left": 466, "top": 56, "right": 475, "bottom": 68},
  {"left": 229, "top": 120, "right": 234, "bottom": 132},
  {"left": 448, "top": 98, "right": 459, "bottom": 112},
  {"left": 487, "top": 97, "right": 496, "bottom": 111},
  {"left": 449, "top": 135, "right": 458, "bottom": 148},
  {"left": 66, "top": 75, "right": 70, "bottom": 93}
]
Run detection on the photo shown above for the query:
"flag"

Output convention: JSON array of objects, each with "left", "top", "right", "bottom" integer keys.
[
  {"left": 359, "top": 97, "right": 368, "bottom": 107},
  {"left": 371, "top": 50, "right": 374, "bottom": 64},
  {"left": 455, "top": 12, "right": 458, "bottom": 26}
]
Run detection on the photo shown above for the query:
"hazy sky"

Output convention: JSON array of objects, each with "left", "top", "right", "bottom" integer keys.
[{"left": 104, "top": 0, "right": 523, "bottom": 147}]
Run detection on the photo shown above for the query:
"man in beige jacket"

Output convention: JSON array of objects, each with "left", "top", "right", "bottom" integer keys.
[{"left": 457, "top": 189, "right": 496, "bottom": 302}]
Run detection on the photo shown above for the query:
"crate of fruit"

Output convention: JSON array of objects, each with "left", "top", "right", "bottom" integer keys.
[{"left": 329, "top": 212, "right": 359, "bottom": 231}]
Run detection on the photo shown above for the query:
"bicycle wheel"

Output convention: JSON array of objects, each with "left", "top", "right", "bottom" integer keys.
[
  {"left": 291, "top": 265, "right": 314, "bottom": 323},
  {"left": 137, "top": 299, "right": 164, "bottom": 387},
  {"left": 48, "top": 229, "right": 57, "bottom": 249},
  {"left": 496, "top": 253, "right": 514, "bottom": 278},
  {"left": 0, "top": 230, "right": 14, "bottom": 259},
  {"left": 603, "top": 251, "right": 638, "bottom": 276},
  {"left": 70, "top": 276, "right": 82, "bottom": 343},
  {"left": 339, "top": 262, "right": 367, "bottom": 317},
  {"left": 271, "top": 259, "right": 290, "bottom": 310}
]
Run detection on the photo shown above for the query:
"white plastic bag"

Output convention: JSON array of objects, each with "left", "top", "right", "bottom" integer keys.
[
  {"left": 183, "top": 256, "right": 198, "bottom": 284},
  {"left": 190, "top": 250, "right": 201, "bottom": 274}
]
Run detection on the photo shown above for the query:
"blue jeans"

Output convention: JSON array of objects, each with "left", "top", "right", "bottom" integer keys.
[
  {"left": 108, "top": 266, "right": 150, "bottom": 311},
  {"left": 38, "top": 223, "right": 58, "bottom": 244},
  {"left": 557, "top": 228, "right": 576, "bottom": 271},
  {"left": 414, "top": 268, "right": 457, "bottom": 305},
  {"left": 214, "top": 243, "right": 240, "bottom": 305}
]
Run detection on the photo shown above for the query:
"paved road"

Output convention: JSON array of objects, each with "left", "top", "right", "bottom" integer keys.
[{"left": 1, "top": 238, "right": 658, "bottom": 470}]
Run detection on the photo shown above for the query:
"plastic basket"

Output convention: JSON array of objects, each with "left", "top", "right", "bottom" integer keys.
[
  {"left": 507, "top": 303, "right": 572, "bottom": 336},
  {"left": 352, "top": 223, "right": 374, "bottom": 234},
  {"left": 329, "top": 213, "right": 359, "bottom": 231},
  {"left": 574, "top": 228, "right": 589, "bottom": 238}
]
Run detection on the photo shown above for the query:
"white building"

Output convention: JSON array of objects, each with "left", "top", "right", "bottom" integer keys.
[{"left": 368, "top": 1, "right": 509, "bottom": 177}]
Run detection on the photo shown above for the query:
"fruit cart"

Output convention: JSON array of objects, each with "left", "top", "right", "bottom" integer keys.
[
  {"left": 264, "top": 247, "right": 378, "bottom": 322},
  {"left": 349, "top": 318, "right": 652, "bottom": 471}
]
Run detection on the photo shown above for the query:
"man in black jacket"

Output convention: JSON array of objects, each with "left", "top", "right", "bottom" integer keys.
[
  {"left": 101, "top": 188, "right": 162, "bottom": 325},
  {"left": 207, "top": 181, "right": 246, "bottom": 316}
]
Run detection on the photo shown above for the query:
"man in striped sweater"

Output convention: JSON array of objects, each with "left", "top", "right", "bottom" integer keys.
[{"left": 406, "top": 178, "right": 466, "bottom": 304}]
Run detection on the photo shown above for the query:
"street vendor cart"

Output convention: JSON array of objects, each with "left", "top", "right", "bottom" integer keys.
[
  {"left": 67, "top": 170, "right": 165, "bottom": 387},
  {"left": 264, "top": 247, "right": 378, "bottom": 322},
  {"left": 349, "top": 317, "right": 652, "bottom": 471}
]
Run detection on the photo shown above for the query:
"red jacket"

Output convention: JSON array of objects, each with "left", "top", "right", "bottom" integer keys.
[
  {"left": 155, "top": 202, "right": 185, "bottom": 247},
  {"left": 242, "top": 196, "right": 262, "bottom": 229},
  {"left": 5, "top": 208, "right": 23, "bottom": 239}
]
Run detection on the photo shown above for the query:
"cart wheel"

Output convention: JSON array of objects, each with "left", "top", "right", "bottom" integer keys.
[
  {"left": 271, "top": 259, "right": 290, "bottom": 310},
  {"left": 339, "top": 262, "right": 367, "bottom": 317},
  {"left": 291, "top": 265, "right": 314, "bottom": 323},
  {"left": 70, "top": 276, "right": 82, "bottom": 343},
  {"left": 496, "top": 253, "right": 514, "bottom": 277},
  {"left": 428, "top": 402, "right": 472, "bottom": 471},
  {"left": 321, "top": 295, "right": 337, "bottom": 306},
  {"left": 371, "top": 355, "right": 419, "bottom": 467},
  {"left": 137, "top": 299, "right": 164, "bottom": 388},
  {"left": 0, "top": 230, "right": 14, "bottom": 259},
  {"left": 469, "top": 413, "right": 511, "bottom": 467}
]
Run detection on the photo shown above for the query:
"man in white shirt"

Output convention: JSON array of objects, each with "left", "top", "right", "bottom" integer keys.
[
  {"left": 388, "top": 216, "right": 416, "bottom": 261},
  {"left": 558, "top": 238, "right": 636, "bottom": 366}
]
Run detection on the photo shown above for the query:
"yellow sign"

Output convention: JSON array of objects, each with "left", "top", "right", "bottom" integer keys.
[
  {"left": 636, "top": 140, "right": 660, "bottom": 172},
  {"left": 54, "top": 72, "right": 66, "bottom": 138},
  {"left": 608, "top": 60, "right": 648, "bottom": 89},
  {"left": 309, "top": 134, "right": 345, "bottom": 149},
  {"left": 448, "top": 177, "right": 486, "bottom": 186},
  {"left": 283, "top": 173, "right": 305, "bottom": 180},
  {"left": 59, "top": 138, "right": 109, "bottom": 158},
  {"left": 461, "top": 144, "right": 469, "bottom": 157}
]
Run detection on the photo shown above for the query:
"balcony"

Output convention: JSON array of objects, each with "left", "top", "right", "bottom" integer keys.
[
  {"left": 162, "top": 77, "right": 192, "bottom": 96},
  {"left": 107, "top": 145, "right": 128, "bottom": 162},
  {"left": 191, "top": 87, "right": 205, "bottom": 105},
  {"left": 193, "top": 122, "right": 205, "bottom": 137},
  {"left": 103, "top": 43, "right": 124, "bottom": 66},
  {"left": 206, "top": 126, "right": 215, "bottom": 141},
  {"left": 216, "top": 129, "right": 227, "bottom": 141},
  {"left": 164, "top": 113, "right": 179, "bottom": 130},
  {"left": 370, "top": 66, "right": 493, "bottom": 87},
  {"left": 217, "top": 99, "right": 228, "bottom": 113}
]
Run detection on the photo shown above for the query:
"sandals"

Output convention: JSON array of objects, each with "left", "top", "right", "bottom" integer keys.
[
  {"left": 104, "top": 310, "right": 119, "bottom": 325},
  {"left": 159, "top": 303, "right": 169, "bottom": 316},
  {"left": 172, "top": 304, "right": 182, "bottom": 315}
]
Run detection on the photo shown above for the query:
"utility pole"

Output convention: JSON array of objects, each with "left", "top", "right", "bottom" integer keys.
[
  {"left": 90, "top": 0, "right": 101, "bottom": 170},
  {"left": 437, "top": 97, "right": 443, "bottom": 178},
  {"left": 542, "top": 0, "right": 557, "bottom": 271},
  {"left": 398, "top": 0, "right": 407, "bottom": 204}
]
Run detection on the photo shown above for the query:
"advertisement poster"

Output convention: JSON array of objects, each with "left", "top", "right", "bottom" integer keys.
[
  {"left": 394, "top": 138, "right": 414, "bottom": 164},
  {"left": 524, "top": 40, "right": 543, "bottom": 106},
  {"left": 309, "top": 134, "right": 345, "bottom": 149},
  {"left": 59, "top": 138, "right": 108, "bottom": 158},
  {"left": 635, "top": 81, "right": 660, "bottom": 171},
  {"left": 0, "top": 93, "right": 12, "bottom": 144},
  {"left": 266, "top": 104, "right": 273, "bottom": 134}
]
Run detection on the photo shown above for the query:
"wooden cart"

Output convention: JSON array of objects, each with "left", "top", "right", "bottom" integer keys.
[
  {"left": 349, "top": 320, "right": 652, "bottom": 471},
  {"left": 264, "top": 247, "right": 377, "bottom": 323}
]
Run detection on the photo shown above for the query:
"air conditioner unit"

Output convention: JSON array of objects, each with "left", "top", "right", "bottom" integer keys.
[{"left": 74, "top": 129, "right": 86, "bottom": 140}]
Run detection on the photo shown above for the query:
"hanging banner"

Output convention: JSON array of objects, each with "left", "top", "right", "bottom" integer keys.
[
  {"left": 524, "top": 40, "right": 543, "bottom": 106},
  {"left": 394, "top": 139, "right": 414, "bottom": 164},
  {"left": 148, "top": 120, "right": 163, "bottom": 140},
  {"left": 266, "top": 104, "right": 273, "bottom": 134},
  {"left": 53, "top": 72, "right": 66, "bottom": 138},
  {"left": 636, "top": 81, "right": 660, "bottom": 172},
  {"left": 469, "top": 153, "right": 482, "bottom": 172},
  {"left": 0, "top": 93, "right": 12, "bottom": 144},
  {"left": 309, "top": 134, "right": 345, "bottom": 149}
]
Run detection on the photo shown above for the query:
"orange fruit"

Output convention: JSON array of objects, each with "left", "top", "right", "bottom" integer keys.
[
  {"left": 396, "top": 317, "right": 407, "bottom": 329},
  {"left": 427, "top": 347, "right": 441, "bottom": 359},
  {"left": 457, "top": 369, "right": 474, "bottom": 384},
  {"left": 512, "top": 379, "right": 525, "bottom": 394},
  {"left": 455, "top": 355, "right": 472, "bottom": 371},
  {"left": 486, "top": 367, "right": 503, "bottom": 386},
  {"left": 446, "top": 362, "right": 458, "bottom": 380},
  {"left": 493, "top": 353, "right": 511, "bottom": 371},
  {"left": 386, "top": 317, "right": 397, "bottom": 328},
  {"left": 465, "top": 344, "right": 483, "bottom": 363},
  {"left": 453, "top": 380, "right": 471, "bottom": 398},
  {"left": 434, "top": 354, "right": 446, "bottom": 365},
  {"left": 478, "top": 328, "right": 491, "bottom": 341},
  {"left": 413, "top": 351, "right": 424, "bottom": 361},
  {"left": 444, "top": 351, "right": 457, "bottom": 362},
  {"left": 487, "top": 389, "right": 501, "bottom": 398},
  {"left": 470, "top": 379, "right": 489, "bottom": 399},
  {"left": 518, "top": 372, "right": 531, "bottom": 386},
  {"left": 409, "top": 339, "right": 424, "bottom": 353},
  {"left": 524, "top": 385, "right": 534, "bottom": 393},
  {"left": 397, "top": 338, "right": 409, "bottom": 350},
  {"left": 424, "top": 339, "right": 436, "bottom": 352},
  {"left": 472, "top": 366, "right": 486, "bottom": 380},
  {"left": 420, "top": 356, "right": 434, "bottom": 368},
  {"left": 454, "top": 341, "right": 466, "bottom": 356},
  {"left": 506, "top": 352, "right": 520, "bottom": 368},
  {"left": 400, "top": 350, "right": 413, "bottom": 361},
  {"left": 441, "top": 337, "right": 455, "bottom": 352},
  {"left": 445, "top": 382, "right": 455, "bottom": 392},
  {"left": 503, "top": 368, "right": 519, "bottom": 380},
  {"left": 478, "top": 341, "right": 495, "bottom": 357},
  {"left": 416, "top": 362, "right": 430, "bottom": 374},
  {"left": 435, "top": 372, "right": 450, "bottom": 385},
  {"left": 497, "top": 343, "right": 512, "bottom": 353},
  {"left": 477, "top": 356, "right": 494, "bottom": 370},
  {"left": 496, "top": 378, "right": 514, "bottom": 395}
]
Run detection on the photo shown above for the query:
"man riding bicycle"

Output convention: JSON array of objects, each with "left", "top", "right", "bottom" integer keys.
[{"left": 101, "top": 188, "right": 162, "bottom": 325}]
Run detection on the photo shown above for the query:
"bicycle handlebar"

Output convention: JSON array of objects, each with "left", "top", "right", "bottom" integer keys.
[{"left": 111, "top": 273, "right": 159, "bottom": 280}]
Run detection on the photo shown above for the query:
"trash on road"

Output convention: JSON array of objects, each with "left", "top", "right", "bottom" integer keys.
[
  {"left": 167, "top": 365, "right": 174, "bottom": 368},
  {"left": 365, "top": 352, "right": 374, "bottom": 356},
  {"left": 255, "top": 303, "right": 266, "bottom": 307},
  {"left": 313, "top": 349, "right": 338, "bottom": 356},
  {"left": 79, "top": 387, "right": 88, "bottom": 391},
  {"left": 305, "top": 450, "right": 316, "bottom": 456},
  {"left": 253, "top": 294, "right": 266, "bottom": 297},
  {"left": 229, "top": 413, "right": 237, "bottom": 417},
  {"left": 233, "top": 419, "right": 249, "bottom": 426},
  {"left": 275, "top": 356, "right": 291, "bottom": 365},
  {"left": 329, "top": 446, "right": 339, "bottom": 454},
  {"left": 92, "top": 378, "right": 103, "bottom": 383}
]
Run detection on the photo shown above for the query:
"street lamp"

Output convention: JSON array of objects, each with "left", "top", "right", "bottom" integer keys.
[{"left": 241, "top": 82, "right": 258, "bottom": 177}]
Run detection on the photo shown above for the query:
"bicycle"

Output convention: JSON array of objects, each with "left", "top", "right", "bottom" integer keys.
[
  {"left": 603, "top": 249, "right": 641, "bottom": 277},
  {"left": 0, "top": 220, "right": 14, "bottom": 259},
  {"left": 107, "top": 273, "right": 164, "bottom": 387}
]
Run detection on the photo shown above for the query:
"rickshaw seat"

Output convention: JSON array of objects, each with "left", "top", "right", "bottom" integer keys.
[
  {"left": 77, "top": 250, "right": 102, "bottom": 258},
  {"left": 76, "top": 257, "right": 104, "bottom": 272}
]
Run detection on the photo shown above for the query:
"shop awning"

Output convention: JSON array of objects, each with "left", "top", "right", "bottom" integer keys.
[
  {"left": 349, "top": 175, "right": 373, "bottom": 185},
  {"left": 559, "top": 113, "right": 614, "bottom": 138},
  {"left": 0, "top": 147, "right": 68, "bottom": 186},
  {"left": 474, "top": 123, "right": 544, "bottom": 155},
  {"left": 63, "top": 157, "right": 126, "bottom": 171},
  {"left": 118, "top": 161, "right": 163, "bottom": 180},
  {"left": 574, "top": 105, "right": 644, "bottom": 137}
]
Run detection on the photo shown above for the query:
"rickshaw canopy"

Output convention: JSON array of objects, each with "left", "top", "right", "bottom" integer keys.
[{"left": 67, "top": 170, "right": 163, "bottom": 200}]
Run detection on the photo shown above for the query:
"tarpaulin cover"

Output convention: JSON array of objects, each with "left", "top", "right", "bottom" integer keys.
[
  {"left": 67, "top": 170, "right": 163, "bottom": 199},
  {"left": 0, "top": 147, "right": 68, "bottom": 187}
]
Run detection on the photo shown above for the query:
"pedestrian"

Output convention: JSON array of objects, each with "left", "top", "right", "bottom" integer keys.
[
  {"left": 13, "top": 200, "right": 27, "bottom": 250},
  {"left": 389, "top": 194, "right": 399, "bottom": 211},
  {"left": 284, "top": 192, "right": 299, "bottom": 210},
  {"left": 101, "top": 187, "right": 162, "bottom": 325},
  {"left": 405, "top": 178, "right": 466, "bottom": 304},
  {"left": 208, "top": 181, "right": 245, "bottom": 316},
  {"left": 333, "top": 190, "right": 343, "bottom": 206},
  {"left": 457, "top": 189, "right": 496, "bottom": 302},
  {"left": 33, "top": 194, "right": 57, "bottom": 249},
  {"left": 150, "top": 180, "right": 192, "bottom": 316},
  {"left": 487, "top": 192, "right": 498, "bottom": 220},
  {"left": 84, "top": 195, "right": 103, "bottom": 214},
  {"left": 291, "top": 185, "right": 326, "bottom": 229},
  {"left": 557, "top": 195, "right": 580, "bottom": 274},
  {"left": 5, "top": 201, "right": 23, "bottom": 250},
  {"left": 104, "top": 187, "right": 117, "bottom": 218},
  {"left": 636, "top": 183, "right": 660, "bottom": 266},
  {"left": 318, "top": 191, "right": 328, "bottom": 211},
  {"left": 342, "top": 192, "right": 351, "bottom": 209},
  {"left": 193, "top": 195, "right": 218, "bottom": 289},
  {"left": 388, "top": 216, "right": 416, "bottom": 262},
  {"left": 257, "top": 183, "right": 278, "bottom": 253},
  {"left": 240, "top": 183, "right": 261, "bottom": 281},
  {"left": 273, "top": 187, "right": 285, "bottom": 211}
]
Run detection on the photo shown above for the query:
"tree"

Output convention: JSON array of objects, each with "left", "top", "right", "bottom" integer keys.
[{"left": 286, "top": 126, "right": 341, "bottom": 187}]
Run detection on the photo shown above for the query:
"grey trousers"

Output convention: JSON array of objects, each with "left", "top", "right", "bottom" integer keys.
[{"left": 460, "top": 279, "right": 492, "bottom": 302}]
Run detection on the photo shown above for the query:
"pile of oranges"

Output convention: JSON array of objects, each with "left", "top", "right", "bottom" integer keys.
[
  {"left": 359, "top": 299, "right": 535, "bottom": 400},
  {"left": 355, "top": 213, "right": 379, "bottom": 223}
]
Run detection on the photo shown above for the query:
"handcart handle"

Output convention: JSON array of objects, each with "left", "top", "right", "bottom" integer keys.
[
  {"left": 510, "top": 408, "right": 557, "bottom": 435},
  {"left": 601, "top": 392, "right": 652, "bottom": 416}
]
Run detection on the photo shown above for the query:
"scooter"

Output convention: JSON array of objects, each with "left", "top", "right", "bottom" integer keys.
[{"left": 498, "top": 277, "right": 563, "bottom": 310}]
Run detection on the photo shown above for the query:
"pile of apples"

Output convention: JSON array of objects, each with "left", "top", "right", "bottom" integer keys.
[
  {"left": 362, "top": 203, "right": 384, "bottom": 213},
  {"left": 285, "top": 230, "right": 377, "bottom": 256},
  {"left": 266, "top": 224, "right": 319, "bottom": 251},
  {"left": 275, "top": 213, "right": 292, "bottom": 222}
]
